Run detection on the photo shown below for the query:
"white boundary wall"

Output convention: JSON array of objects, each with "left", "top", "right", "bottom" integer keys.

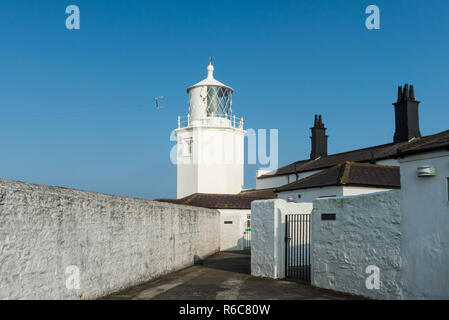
[
  {"left": 311, "top": 150, "right": 449, "bottom": 299},
  {"left": 250, "top": 199, "right": 313, "bottom": 279},
  {"left": 0, "top": 179, "right": 220, "bottom": 300},
  {"left": 311, "top": 191, "right": 403, "bottom": 299}
]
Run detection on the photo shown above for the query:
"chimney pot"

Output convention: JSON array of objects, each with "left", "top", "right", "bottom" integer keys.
[
  {"left": 404, "top": 84, "right": 409, "bottom": 100},
  {"left": 397, "top": 86, "right": 403, "bottom": 101},
  {"left": 393, "top": 84, "right": 421, "bottom": 143},
  {"left": 310, "top": 114, "right": 328, "bottom": 159}
]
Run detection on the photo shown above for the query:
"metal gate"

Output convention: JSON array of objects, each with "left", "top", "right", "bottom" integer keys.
[
  {"left": 285, "top": 214, "right": 311, "bottom": 282},
  {"left": 244, "top": 214, "right": 251, "bottom": 249}
]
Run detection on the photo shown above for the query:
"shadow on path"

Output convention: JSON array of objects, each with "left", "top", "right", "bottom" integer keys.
[
  {"left": 200, "top": 250, "right": 251, "bottom": 275},
  {"left": 101, "top": 251, "right": 363, "bottom": 300}
]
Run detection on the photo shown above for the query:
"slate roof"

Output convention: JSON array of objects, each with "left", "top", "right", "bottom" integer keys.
[
  {"left": 155, "top": 188, "right": 277, "bottom": 210},
  {"left": 156, "top": 131, "right": 448, "bottom": 209},
  {"left": 260, "top": 129, "right": 449, "bottom": 179},
  {"left": 396, "top": 129, "right": 449, "bottom": 156},
  {"left": 275, "top": 162, "right": 400, "bottom": 192}
]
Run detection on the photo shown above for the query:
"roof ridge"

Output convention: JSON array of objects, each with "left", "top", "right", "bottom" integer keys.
[
  {"left": 324, "top": 130, "right": 448, "bottom": 158},
  {"left": 400, "top": 129, "right": 449, "bottom": 149},
  {"left": 262, "top": 142, "right": 399, "bottom": 177},
  {"left": 262, "top": 129, "right": 449, "bottom": 179},
  {"left": 274, "top": 161, "right": 400, "bottom": 193},
  {"left": 348, "top": 161, "right": 399, "bottom": 168}
]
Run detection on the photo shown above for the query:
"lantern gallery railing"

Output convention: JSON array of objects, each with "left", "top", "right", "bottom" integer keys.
[{"left": 177, "top": 114, "right": 244, "bottom": 129}]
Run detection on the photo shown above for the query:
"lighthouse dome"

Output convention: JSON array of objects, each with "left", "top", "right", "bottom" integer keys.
[{"left": 187, "top": 63, "right": 234, "bottom": 93}]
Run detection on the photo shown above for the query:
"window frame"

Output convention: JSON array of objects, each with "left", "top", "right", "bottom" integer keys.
[{"left": 182, "top": 138, "right": 193, "bottom": 157}]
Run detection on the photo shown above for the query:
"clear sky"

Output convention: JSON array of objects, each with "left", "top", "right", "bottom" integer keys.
[{"left": 1, "top": 0, "right": 448, "bottom": 200}]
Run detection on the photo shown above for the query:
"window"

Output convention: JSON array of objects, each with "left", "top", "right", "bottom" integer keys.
[{"left": 182, "top": 138, "right": 193, "bottom": 157}]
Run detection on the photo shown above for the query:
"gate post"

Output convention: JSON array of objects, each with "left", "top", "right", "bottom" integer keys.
[
  {"left": 251, "top": 199, "right": 310, "bottom": 279},
  {"left": 277, "top": 207, "right": 287, "bottom": 279},
  {"left": 250, "top": 199, "right": 286, "bottom": 279}
]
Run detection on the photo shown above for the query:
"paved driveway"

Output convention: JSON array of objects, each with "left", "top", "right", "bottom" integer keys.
[{"left": 101, "top": 251, "right": 361, "bottom": 300}]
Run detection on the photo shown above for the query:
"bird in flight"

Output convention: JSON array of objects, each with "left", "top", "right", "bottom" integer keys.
[{"left": 154, "top": 96, "right": 166, "bottom": 110}]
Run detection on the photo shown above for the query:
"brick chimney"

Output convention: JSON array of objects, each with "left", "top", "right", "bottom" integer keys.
[
  {"left": 310, "top": 114, "right": 328, "bottom": 159},
  {"left": 393, "top": 84, "right": 421, "bottom": 143}
]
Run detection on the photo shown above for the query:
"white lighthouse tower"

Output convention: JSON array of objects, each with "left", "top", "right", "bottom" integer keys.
[{"left": 175, "top": 60, "right": 246, "bottom": 199}]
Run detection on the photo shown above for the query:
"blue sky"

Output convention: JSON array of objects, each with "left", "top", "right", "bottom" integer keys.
[{"left": 0, "top": 0, "right": 448, "bottom": 199}]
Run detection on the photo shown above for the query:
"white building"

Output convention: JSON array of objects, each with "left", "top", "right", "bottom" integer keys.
[
  {"left": 307, "top": 129, "right": 449, "bottom": 299},
  {"left": 395, "top": 131, "right": 449, "bottom": 299},
  {"left": 276, "top": 161, "right": 400, "bottom": 204},
  {"left": 174, "top": 60, "right": 245, "bottom": 199},
  {"left": 255, "top": 85, "right": 427, "bottom": 202},
  {"left": 158, "top": 60, "right": 276, "bottom": 251},
  {"left": 250, "top": 83, "right": 449, "bottom": 299}
]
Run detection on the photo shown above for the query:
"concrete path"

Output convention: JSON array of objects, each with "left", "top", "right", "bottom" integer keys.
[{"left": 101, "top": 251, "right": 361, "bottom": 300}]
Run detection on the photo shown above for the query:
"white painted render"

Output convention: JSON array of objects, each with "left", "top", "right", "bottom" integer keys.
[
  {"left": 176, "top": 125, "right": 245, "bottom": 198},
  {"left": 255, "top": 170, "right": 320, "bottom": 190},
  {"left": 377, "top": 158, "right": 400, "bottom": 166},
  {"left": 250, "top": 199, "right": 313, "bottom": 279},
  {"left": 277, "top": 186, "right": 343, "bottom": 203},
  {"left": 310, "top": 149, "right": 449, "bottom": 300},
  {"left": 277, "top": 185, "right": 392, "bottom": 204},
  {"left": 219, "top": 209, "right": 251, "bottom": 251},
  {"left": 311, "top": 191, "right": 403, "bottom": 299},
  {"left": 397, "top": 150, "right": 449, "bottom": 299},
  {"left": 342, "top": 186, "right": 392, "bottom": 196},
  {"left": 256, "top": 175, "right": 288, "bottom": 190},
  {"left": 0, "top": 179, "right": 220, "bottom": 300},
  {"left": 176, "top": 62, "right": 245, "bottom": 199}
]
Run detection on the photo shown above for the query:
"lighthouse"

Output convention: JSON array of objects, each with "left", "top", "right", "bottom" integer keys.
[{"left": 175, "top": 60, "right": 246, "bottom": 199}]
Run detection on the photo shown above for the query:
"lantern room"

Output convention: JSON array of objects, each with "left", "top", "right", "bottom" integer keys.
[{"left": 187, "top": 60, "right": 234, "bottom": 123}]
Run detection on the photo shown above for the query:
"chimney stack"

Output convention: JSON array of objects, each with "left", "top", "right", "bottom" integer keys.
[
  {"left": 310, "top": 114, "right": 328, "bottom": 159},
  {"left": 393, "top": 84, "right": 421, "bottom": 143}
]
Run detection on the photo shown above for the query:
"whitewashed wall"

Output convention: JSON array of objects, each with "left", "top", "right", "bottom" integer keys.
[
  {"left": 219, "top": 209, "right": 250, "bottom": 251},
  {"left": 311, "top": 190, "right": 403, "bottom": 299},
  {"left": 277, "top": 186, "right": 392, "bottom": 204},
  {"left": 342, "top": 186, "right": 392, "bottom": 196},
  {"left": 277, "top": 186, "right": 344, "bottom": 203},
  {"left": 398, "top": 150, "right": 449, "bottom": 299},
  {"left": 256, "top": 170, "right": 320, "bottom": 189},
  {"left": 250, "top": 199, "right": 313, "bottom": 279},
  {"left": 256, "top": 175, "right": 289, "bottom": 190},
  {"left": 0, "top": 179, "right": 220, "bottom": 300},
  {"left": 377, "top": 158, "right": 400, "bottom": 166},
  {"left": 176, "top": 125, "right": 245, "bottom": 198}
]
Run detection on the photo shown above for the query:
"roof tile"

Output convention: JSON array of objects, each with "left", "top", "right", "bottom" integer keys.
[
  {"left": 275, "top": 162, "right": 400, "bottom": 192},
  {"left": 260, "top": 130, "right": 449, "bottom": 179},
  {"left": 156, "top": 188, "right": 277, "bottom": 210}
]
